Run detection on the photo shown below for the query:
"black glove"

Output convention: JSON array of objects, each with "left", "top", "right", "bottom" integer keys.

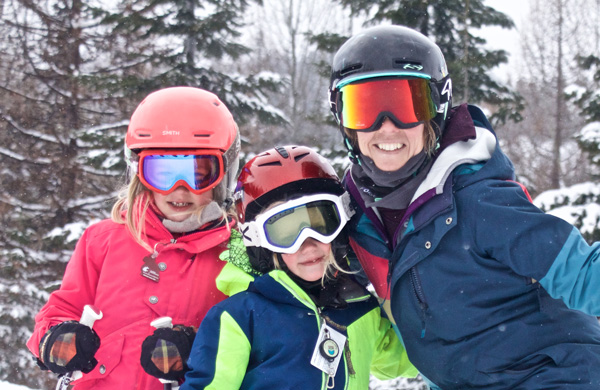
[
  {"left": 37, "top": 321, "right": 101, "bottom": 375},
  {"left": 140, "top": 325, "right": 196, "bottom": 381}
]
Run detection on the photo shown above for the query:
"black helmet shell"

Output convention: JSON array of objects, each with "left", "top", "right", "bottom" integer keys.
[{"left": 330, "top": 25, "right": 448, "bottom": 90}]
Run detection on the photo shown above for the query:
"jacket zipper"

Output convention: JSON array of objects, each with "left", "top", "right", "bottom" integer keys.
[
  {"left": 409, "top": 266, "right": 429, "bottom": 338},
  {"left": 314, "top": 308, "right": 330, "bottom": 390}
]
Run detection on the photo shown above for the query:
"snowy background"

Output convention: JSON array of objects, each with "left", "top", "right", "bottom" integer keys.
[{"left": 3, "top": 0, "right": 600, "bottom": 388}]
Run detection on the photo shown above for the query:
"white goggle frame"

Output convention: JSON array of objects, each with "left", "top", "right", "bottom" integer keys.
[{"left": 239, "top": 192, "right": 355, "bottom": 254}]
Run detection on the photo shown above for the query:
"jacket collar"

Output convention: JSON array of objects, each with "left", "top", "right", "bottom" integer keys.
[
  {"left": 130, "top": 205, "right": 233, "bottom": 256},
  {"left": 411, "top": 126, "right": 496, "bottom": 202},
  {"left": 252, "top": 271, "right": 318, "bottom": 310}
]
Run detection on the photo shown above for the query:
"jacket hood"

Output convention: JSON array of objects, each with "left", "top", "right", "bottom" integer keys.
[
  {"left": 250, "top": 270, "right": 372, "bottom": 311},
  {"left": 412, "top": 105, "right": 515, "bottom": 204}
]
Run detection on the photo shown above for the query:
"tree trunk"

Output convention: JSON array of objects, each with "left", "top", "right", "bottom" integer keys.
[{"left": 552, "top": 0, "right": 564, "bottom": 188}]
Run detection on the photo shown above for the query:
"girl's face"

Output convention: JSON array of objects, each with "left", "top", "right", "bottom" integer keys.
[
  {"left": 356, "top": 118, "right": 425, "bottom": 172},
  {"left": 153, "top": 186, "right": 214, "bottom": 222},
  {"left": 280, "top": 238, "right": 332, "bottom": 282}
]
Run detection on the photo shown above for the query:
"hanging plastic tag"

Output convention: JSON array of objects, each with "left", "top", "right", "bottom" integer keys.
[
  {"left": 141, "top": 252, "right": 160, "bottom": 282},
  {"left": 310, "top": 323, "right": 346, "bottom": 382}
]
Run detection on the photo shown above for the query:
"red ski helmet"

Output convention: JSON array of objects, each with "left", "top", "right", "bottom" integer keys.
[
  {"left": 126, "top": 86, "right": 238, "bottom": 150},
  {"left": 124, "top": 87, "right": 240, "bottom": 204},
  {"left": 234, "top": 146, "right": 349, "bottom": 274},
  {"left": 235, "top": 145, "right": 342, "bottom": 224}
]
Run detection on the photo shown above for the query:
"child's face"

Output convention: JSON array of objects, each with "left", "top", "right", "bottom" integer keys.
[
  {"left": 280, "top": 238, "right": 331, "bottom": 282},
  {"left": 153, "top": 186, "right": 214, "bottom": 222}
]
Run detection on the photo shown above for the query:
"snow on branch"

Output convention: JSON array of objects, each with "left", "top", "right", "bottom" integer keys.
[
  {"left": 534, "top": 181, "right": 600, "bottom": 211},
  {"left": 76, "top": 120, "right": 129, "bottom": 139},
  {"left": 0, "top": 112, "right": 61, "bottom": 144},
  {"left": 66, "top": 193, "right": 118, "bottom": 208},
  {"left": 0, "top": 195, "right": 52, "bottom": 212},
  {"left": 0, "top": 147, "right": 51, "bottom": 164},
  {"left": 80, "top": 165, "right": 123, "bottom": 177}
]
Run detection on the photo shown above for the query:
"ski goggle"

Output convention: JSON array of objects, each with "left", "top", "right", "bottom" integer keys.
[
  {"left": 239, "top": 193, "right": 355, "bottom": 254},
  {"left": 137, "top": 149, "right": 224, "bottom": 195},
  {"left": 336, "top": 78, "right": 437, "bottom": 132}
]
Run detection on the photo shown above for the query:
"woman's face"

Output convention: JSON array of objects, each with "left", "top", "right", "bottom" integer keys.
[
  {"left": 280, "top": 238, "right": 331, "bottom": 282},
  {"left": 153, "top": 186, "right": 213, "bottom": 222},
  {"left": 356, "top": 118, "right": 425, "bottom": 172}
]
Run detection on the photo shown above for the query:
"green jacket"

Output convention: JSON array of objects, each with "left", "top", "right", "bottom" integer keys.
[{"left": 182, "top": 268, "right": 417, "bottom": 390}]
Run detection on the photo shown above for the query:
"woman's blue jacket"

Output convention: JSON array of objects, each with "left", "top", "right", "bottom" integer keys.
[{"left": 345, "top": 105, "right": 600, "bottom": 389}]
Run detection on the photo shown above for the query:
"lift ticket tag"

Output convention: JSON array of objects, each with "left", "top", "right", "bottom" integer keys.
[{"left": 310, "top": 323, "right": 347, "bottom": 378}]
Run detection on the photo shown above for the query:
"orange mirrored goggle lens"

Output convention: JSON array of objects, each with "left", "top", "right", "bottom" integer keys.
[{"left": 339, "top": 78, "right": 437, "bottom": 131}]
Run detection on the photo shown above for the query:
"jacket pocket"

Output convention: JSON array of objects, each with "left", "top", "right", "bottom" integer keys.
[
  {"left": 481, "top": 352, "right": 555, "bottom": 375},
  {"left": 471, "top": 352, "right": 557, "bottom": 389},
  {"left": 71, "top": 331, "right": 125, "bottom": 387}
]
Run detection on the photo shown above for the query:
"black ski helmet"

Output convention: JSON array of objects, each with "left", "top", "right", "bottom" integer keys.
[{"left": 329, "top": 25, "right": 452, "bottom": 161}]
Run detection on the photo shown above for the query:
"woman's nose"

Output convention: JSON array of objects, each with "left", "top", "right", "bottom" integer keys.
[{"left": 379, "top": 117, "right": 400, "bottom": 132}]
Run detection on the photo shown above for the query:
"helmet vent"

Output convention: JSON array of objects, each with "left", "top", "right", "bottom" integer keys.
[
  {"left": 137, "top": 133, "right": 151, "bottom": 138},
  {"left": 274, "top": 145, "right": 289, "bottom": 158},
  {"left": 294, "top": 152, "right": 310, "bottom": 162},
  {"left": 339, "top": 63, "right": 363, "bottom": 77},
  {"left": 193, "top": 133, "right": 211, "bottom": 138},
  {"left": 258, "top": 161, "right": 282, "bottom": 167}
]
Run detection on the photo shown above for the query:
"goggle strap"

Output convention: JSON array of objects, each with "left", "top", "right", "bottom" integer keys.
[
  {"left": 340, "top": 192, "right": 355, "bottom": 220},
  {"left": 239, "top": 222, "right": 262, "bottom": 248},
  {"left": 124, "top": 145, "right": 139, "bottom": 174}
]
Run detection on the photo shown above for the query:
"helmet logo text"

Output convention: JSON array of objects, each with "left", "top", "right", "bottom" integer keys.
[
  {"left": 162, "top": 130, "right": 180, "bottom": 136},
  {"left": 403, "top": 64, "right": 424, "bottom": 71}
]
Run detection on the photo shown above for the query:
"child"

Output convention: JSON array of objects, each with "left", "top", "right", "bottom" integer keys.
[
  {"left": 181, "top": 145, "right": 417, "bottom": 390},
  {"left": 27, "top": 87, "right": 252, "bottom": 389}
]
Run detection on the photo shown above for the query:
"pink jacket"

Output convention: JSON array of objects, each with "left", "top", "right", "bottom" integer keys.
[{"left": 27, "top": 209, "right": 242, "bottom": 389}]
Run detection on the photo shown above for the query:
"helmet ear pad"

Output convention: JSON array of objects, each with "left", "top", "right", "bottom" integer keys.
[{"left": 247, "top": 246, "right": 276, "bottom": 274}]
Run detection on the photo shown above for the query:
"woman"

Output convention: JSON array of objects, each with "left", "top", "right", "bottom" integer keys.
[{"left": 328, "top": 25, "right": 600, "bottom": 389}]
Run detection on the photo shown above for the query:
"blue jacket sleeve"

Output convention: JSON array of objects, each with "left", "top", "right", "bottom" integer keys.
[
  {"left": 466, "top": 180, "right": 600, "bottom": 315},
  {"left": 538, "top": 227, "right": 600, "bottom": 315}
]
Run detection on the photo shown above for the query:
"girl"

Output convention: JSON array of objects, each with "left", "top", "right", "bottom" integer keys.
[
  {"left": 27, "top": 87, "right": 251, "bottom": 389},
  {"left": 181, "top": 145, "right": 417, "bottom": 390}
]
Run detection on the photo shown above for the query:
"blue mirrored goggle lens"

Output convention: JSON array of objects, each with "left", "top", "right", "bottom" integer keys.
[
  {"left": 264, "top": 200, "right": 342, "bottom": 249},
  {"left": 142, "top": 155, "right": 220, "bottom": 192}
]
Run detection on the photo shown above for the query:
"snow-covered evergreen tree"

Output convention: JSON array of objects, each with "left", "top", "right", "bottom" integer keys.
[{"left": 0, "top": 0, "right": 285, "bottom": 387}]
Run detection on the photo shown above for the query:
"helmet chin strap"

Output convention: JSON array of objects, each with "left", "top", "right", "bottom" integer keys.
[{"left": 340, "top": 123, "right": 364, "bottom": 167}]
